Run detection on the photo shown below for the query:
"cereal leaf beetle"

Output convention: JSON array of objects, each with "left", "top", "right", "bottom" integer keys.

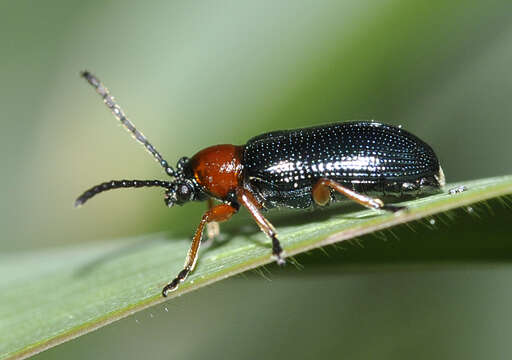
[{"left": 76, "top": 71, "right": 445, "bottom": 297}]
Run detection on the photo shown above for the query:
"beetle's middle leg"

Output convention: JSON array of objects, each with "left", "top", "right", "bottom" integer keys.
[
  {"left": 204, "top": 198, "right": 220, "bottom": 247},
  {"left": 312, "top": 178, "right": 405, "bottom": 212},
  {"left": 162, "top": 203, "right": 238, "bottom": 297},
  {"left": 236, "top": 188, "right": 285, "bottom": 265}
]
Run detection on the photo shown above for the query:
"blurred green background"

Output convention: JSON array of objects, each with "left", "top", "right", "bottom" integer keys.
[{"left": 2, "top": 0, "right": 512, "bottom": 359}]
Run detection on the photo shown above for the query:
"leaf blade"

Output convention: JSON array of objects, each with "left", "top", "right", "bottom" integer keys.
[{"left": 2, "top": 175, "right": 512, "bottom": 360}]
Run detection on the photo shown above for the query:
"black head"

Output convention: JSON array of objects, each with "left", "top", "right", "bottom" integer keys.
[
  {"left": 75, "top": 71, "right": 201, "bottom": 209},
  {"left": 164, "top": 179, "right": 195, "bottom": 207},
  {"left": 163, "top": 157, "right": 204, "bottom": 207}
]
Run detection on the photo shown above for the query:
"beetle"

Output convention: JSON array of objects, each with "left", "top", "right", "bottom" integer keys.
[{"left": 76, "top": 71, "right": 445, "bottom": 297}]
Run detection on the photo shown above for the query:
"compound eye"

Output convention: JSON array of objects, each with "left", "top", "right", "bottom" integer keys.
[{"left": 176, "top": 182, "right": 194, "bottom": 203}]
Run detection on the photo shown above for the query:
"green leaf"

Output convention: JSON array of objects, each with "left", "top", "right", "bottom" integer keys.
[{"left": 2, "top": 175, "right": 512, "bottom": 360}]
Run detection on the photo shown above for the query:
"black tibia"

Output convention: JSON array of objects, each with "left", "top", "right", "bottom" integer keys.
[
  {"left": 162, "top": 203, "right": 237, "bottom": 297},
  {"left": 312, "top": 178, "right": 406, "bottom": 212},
  {"left": 236, "top": 188, "right": 286, "bottom": 265}
]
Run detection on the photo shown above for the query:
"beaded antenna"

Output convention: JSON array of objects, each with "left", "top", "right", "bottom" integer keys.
[{"left": 75, "top": 71, "right": 176, "bottom": 207}]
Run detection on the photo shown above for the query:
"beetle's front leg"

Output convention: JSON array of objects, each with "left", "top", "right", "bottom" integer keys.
[
  {"left": 312, "top": 178, "right": 405, "bottom": 212},
  {"left": 162, "top": 203, "right": 238, "bottom": 297},
  {"left": 236, "top": 188, "right": 285, "bottom": 265}
]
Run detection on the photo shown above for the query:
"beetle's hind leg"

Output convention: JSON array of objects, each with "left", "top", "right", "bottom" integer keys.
[
  {"left": 162, "top": 203, "right": 237, "bottom": 297},
  {"left": 236, "top": 188, "right": 285, "bottom": 265},
  {"left": 312, "top": 178, "right": 406, "bottom": 213}
]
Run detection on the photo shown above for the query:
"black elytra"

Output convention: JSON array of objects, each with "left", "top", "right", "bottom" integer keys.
[{"left": 243, "top": 122, "right": 445, "bottom": 209}]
